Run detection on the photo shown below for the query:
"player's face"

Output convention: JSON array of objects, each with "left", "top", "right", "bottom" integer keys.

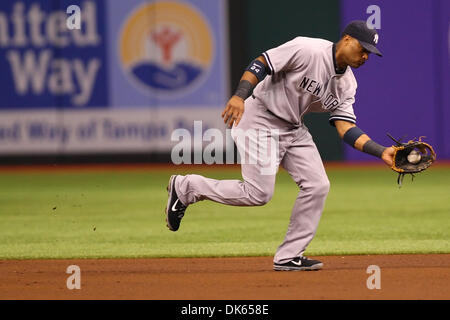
[{"left": 342, "top": 37, "right": 370, "bottom": 68}]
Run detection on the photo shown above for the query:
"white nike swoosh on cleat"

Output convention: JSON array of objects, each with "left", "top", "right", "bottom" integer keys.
[
  {"left": 291, "top": 260, "right": 302, "bottom": 266},
  {"left": 171, "top": 199, "right": 180, "bottom": 212}
]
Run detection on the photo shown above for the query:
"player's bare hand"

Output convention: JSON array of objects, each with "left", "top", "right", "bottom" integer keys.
[
  {"left": 221, "top": 96, "right": 245, "bottom": 128},
  {"left": 381, "top": 146, "right": 395, "bottom": 167}
]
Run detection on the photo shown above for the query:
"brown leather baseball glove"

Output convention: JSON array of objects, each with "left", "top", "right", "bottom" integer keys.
[{"left": 387, "top": 134, "right": 436, "bottom": 186}]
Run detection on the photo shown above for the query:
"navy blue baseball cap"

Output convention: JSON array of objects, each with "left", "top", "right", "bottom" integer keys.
[{"left": 343, "top": 20, "right": 382, "bottom": 57}]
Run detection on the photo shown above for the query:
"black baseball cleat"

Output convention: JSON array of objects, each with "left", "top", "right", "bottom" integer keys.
[
  {"left": 273, "top": 256, "right": 323, "bottom": 271},
  {"left": 165, "top": 175, "right": 187, "bottom": 231}
]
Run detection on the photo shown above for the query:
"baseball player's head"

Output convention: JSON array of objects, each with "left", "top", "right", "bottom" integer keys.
[{"left": 337, "top": 20, "right": 382, "bottom": 69}]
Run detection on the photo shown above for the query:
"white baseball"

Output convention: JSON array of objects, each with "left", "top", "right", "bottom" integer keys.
[{"left": 407, "top": 150, "right": 421, "bottom": 164}]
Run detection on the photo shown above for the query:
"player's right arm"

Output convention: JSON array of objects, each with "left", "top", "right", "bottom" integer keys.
[
  {"left": 222, "top": 56, "right": 268, "bottom": 128},
  {"left": 334, "top": 120, "right": 395, "bottom": 167}
]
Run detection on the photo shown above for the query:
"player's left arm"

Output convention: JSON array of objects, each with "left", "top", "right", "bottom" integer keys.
[{"left": 334, "top": 120, "right": 395, "bottom": 167}]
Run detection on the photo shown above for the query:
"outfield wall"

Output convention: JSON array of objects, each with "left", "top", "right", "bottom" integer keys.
[
  {"left": 341, "top": 0, "right": 450, "bottom": 160},
  {"left": 0, "top": 0, "right": 448, "bottom": 163}
]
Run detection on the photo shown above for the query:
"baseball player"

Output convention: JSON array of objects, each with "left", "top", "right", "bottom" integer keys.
[{"left": 165, "top": 21, "right": 395, "bottom": 271}]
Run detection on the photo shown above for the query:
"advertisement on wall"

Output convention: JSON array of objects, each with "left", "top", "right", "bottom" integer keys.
[{"left": 0, "top": 0, "right": 229, "bottom": 154}]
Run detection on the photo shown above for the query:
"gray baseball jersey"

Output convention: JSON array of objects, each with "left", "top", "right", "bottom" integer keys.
[{"left": 256, "top": 36, "right": 358, "bottom": 126}]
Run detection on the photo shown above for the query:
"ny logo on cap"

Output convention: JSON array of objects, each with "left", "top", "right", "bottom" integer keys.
[{"left": 373, "top": 34, "right": 379, "bottom": 45}]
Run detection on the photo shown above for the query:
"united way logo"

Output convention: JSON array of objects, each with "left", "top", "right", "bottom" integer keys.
[{"left": 119, "top": 1, "right": 214, "bottom": 97}]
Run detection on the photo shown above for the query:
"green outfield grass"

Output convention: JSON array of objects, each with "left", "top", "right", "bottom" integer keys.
[{"left": 0, "top": 165, "right": 449, "bottom": 259}]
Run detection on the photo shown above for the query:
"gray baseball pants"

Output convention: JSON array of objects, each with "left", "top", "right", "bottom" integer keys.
[{"left": 174, "top": 96, "right": 330, "bottom": 264}]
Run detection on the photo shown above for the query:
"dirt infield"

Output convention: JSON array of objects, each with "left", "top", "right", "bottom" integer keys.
[
  {"left": 0, "top": 254, "right": 449, "bottom": 300},
  {"left": 0, "top": 160, "right": 449, "bottom": 173}
]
